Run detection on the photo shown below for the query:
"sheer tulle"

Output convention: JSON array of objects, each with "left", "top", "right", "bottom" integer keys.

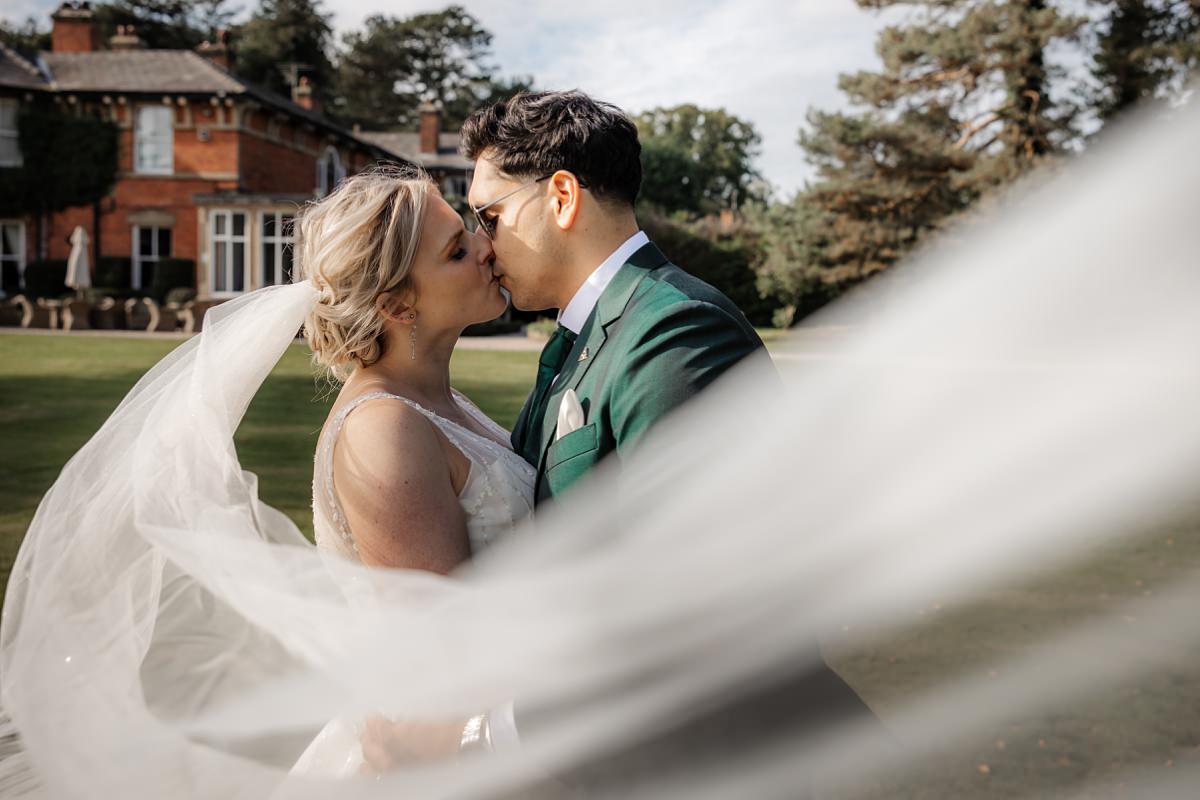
[{"left": 1, "top": 98, "right": 1199, "bottom": 799}]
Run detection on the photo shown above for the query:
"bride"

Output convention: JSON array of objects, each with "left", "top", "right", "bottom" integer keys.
[
  {"left": 294, "top": 167, "right": 534, "bottom": 773},
  {"left": 0, "top": 166, "right": 541, "bottom": 796},
  {"left": 301, "top": 167, "right": 534, "bottom": 567}
]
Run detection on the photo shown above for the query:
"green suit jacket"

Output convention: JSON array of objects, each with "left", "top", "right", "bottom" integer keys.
[
  {"left": 510, "top": 241, "right": 765, "bottom": 503},
  {"left": 507, "top": 242, "right": 879, "bottom": 780}
]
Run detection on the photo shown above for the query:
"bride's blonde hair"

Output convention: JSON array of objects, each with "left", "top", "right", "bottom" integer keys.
[{"left": 295, "top": 164, "right": 433, "bottom": 382}]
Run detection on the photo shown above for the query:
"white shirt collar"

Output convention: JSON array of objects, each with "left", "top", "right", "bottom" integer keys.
[{"left": 557, "top": 230, "right": 650, "bottom": 335}]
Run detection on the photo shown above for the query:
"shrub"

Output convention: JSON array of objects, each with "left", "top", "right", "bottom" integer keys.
[
  {"left": 164, "top": 286, "right": 197, "bottom": 306},
  {"left": 95, "top": 257, "right": 132, "bottom": 290},
  {"left": 640, "top": 213, "right": 781, "bottom": 327},
  {"left": 150, "top": 258, "right": 195, "bottom": 304},
  {"left": 1, "top": 261, "right": 20, "bottom": 296},
  {"left": 524, "top": 318, "right": 557, "bottom": 340},
  {"left": 22, "top": 260, "right": 69, "bottom": 299},
  {"left": 463, "top": 318, "right": 523, "bottom": 336}
]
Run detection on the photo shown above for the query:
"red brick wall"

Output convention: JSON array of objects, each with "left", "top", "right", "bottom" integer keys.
[
  {"left": 114, "top": 101, "right": 238, "bottom": 182},
  {"left": 239, "top": 131, "right": 317, "bottom": 195},
  {"left": 51, "top": 18, "right": 99, "bottom": 54},
  {"left": 30, "top": 97, "right": 383, "bottom": 289},
  {"left": 47, "top": 177, "right": 212, "bottom": 265}
]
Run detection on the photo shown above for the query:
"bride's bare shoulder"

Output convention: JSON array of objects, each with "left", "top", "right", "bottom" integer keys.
[{"left": 334, "top": 394, "right": 444, "bottom": 470}]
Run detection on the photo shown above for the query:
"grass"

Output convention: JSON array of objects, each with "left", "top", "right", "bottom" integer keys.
[
  {"left": 0, "top": 333, "right": 538, "bottom": 602},
  {"left": 2, "top": 332, "right": 1198, "bottom": 796}
]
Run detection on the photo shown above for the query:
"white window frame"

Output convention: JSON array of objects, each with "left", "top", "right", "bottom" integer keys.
[
  {"left": 208, "top": 209, "right": 248, "bottom": 297},
  {"left": 0, "top": 219, "right": 26, "bottom": 295},
  {"left": 442, "top": 174, "right": 468, "bottom": 198},
  {"left": 258, "top": 210, "right": 295, "bottom": 287},
  {"left": 131, "top": 224, "right": 172, "bottom": 290},
  {"left": 134, "top": 105, "right": 174, "bottom": 176},
  {"left": 0, "top": 99, "right": 21, "bottom": 168},
  {"left": 316, "top": 146, "right": 345, "bottom": 197}
]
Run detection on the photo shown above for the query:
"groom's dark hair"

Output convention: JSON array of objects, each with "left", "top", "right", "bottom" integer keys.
[{"left": 461, "top": 90, "right": 642, "bottom": 208}]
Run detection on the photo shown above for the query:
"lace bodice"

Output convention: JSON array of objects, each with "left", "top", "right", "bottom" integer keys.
[{"left": 312, "top": 390, "right": 535, "bottom": 562}]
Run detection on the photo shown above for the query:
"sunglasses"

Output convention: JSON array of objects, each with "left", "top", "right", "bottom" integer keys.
[{"left": 470, "top": 172, "right": 589, "bottom": 239}]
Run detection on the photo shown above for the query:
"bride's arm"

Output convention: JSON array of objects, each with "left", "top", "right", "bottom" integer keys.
[{"left": 333, "top": 400, "right": 471, "bottom": 573}]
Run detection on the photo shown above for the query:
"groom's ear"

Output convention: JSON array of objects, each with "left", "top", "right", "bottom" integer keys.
[{"left": 548, "top": 170, "right": 584, "bottom": 232}]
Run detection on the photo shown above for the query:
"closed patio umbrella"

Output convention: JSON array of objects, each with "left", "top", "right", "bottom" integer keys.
[{"left": 66, "top": 226, "right": 92, "bottom": 292}]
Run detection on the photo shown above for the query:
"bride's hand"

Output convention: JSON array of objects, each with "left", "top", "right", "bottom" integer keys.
[{"left": 359, "top": 713, "right": 465, "bottom": 772}]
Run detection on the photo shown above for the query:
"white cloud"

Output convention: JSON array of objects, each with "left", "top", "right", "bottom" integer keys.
[{"left": 5, "top": 0, "right": 893, "bottom": 197}]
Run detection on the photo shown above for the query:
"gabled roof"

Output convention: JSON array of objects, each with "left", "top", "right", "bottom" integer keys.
[
  {"left": 358, "top": 131, "right": 472, "bottom": 171},
  {"left": 0, "top": 47, "right": 406, "bottom": 162},
  {"left": 42, "top": 50, "right": 243, "bottom": 94},
  {"left": 0, "top": 43, "right": 49, "bottom": 91}
]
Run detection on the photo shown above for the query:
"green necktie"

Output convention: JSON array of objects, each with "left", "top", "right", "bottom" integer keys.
[{"left": 521, "top": 325, "right": 577, "bottom": 464}]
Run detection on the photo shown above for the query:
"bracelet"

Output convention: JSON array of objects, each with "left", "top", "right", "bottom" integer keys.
[{"left": 459, "top": 713, "right": 492, "bottom": 754}]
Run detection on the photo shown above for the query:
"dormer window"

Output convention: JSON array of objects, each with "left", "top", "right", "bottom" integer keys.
[
  {"left": 316, "top": 146, "right": 344, "bottom": 197},
  {"left": 0, "top": 99, "right": 21, "bottom": 168},
  {"left": 134, "top": 105, "right": 173, "bottom": 175}
]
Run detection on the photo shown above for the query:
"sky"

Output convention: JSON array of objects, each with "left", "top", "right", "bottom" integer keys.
[{"left": 1, "top": 0, "right": 902, "bottom": 198}]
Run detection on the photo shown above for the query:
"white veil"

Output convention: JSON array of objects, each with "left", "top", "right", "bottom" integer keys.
[{"left": 2, "top": 97, "right": 1199, "bottom": 799}]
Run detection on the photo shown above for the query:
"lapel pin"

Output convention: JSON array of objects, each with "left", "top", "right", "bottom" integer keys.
[{"left": 578, "top": 347, "right": 590, "bottom": 362}]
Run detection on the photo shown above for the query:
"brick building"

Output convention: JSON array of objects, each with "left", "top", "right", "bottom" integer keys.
[
  {"left": 0, "top": 2, "right": 474, "bottom": 301},
  {"left": 357, "top": 101, "right": 474, "bottom": 202}
]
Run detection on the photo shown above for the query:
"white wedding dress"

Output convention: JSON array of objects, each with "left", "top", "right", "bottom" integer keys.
[{"left": 293, "top": 388, "right": 537, "bottom": 776}]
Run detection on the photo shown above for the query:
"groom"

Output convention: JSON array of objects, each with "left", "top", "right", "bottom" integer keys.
[
  {"left": 463, "top": 91, "right": 766, "bottom": 503},
  {"left": 459, "top": 91, "right": 877, "bottom": 786}
]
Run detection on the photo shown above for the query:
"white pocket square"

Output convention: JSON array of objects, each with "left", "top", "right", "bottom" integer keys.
[{"left": 556, "top": 389, "right": 585, "bottom": 441}]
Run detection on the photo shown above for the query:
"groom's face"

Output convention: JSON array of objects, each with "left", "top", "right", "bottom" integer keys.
[{"left": 468, "top": 155, "right": 563, "bottom": 312}]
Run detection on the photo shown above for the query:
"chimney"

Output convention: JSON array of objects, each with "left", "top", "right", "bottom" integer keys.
[
  {"left": 196, "top": 29, "right": 233, "bottom": 71},
  {"left": 292, "top": 74, "right": 322, "bottom": 115},
  {"left": 51, "top": 1, "right": 100, "bottom": 54},
  {"left": 418, "top": 101, "right": 440, "bottom": 154},
  {"left": 108, "top": 24, "right": 144, "bottom": 51}
]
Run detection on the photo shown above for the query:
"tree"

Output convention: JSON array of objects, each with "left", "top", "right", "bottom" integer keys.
[
  {"left": 232, "top": 0, "right": 335, "bottom": 103},
  {"left": 335, "top": 7, "right": 496, "bottom": 130},
  {"left": 843, "top": 0, "right": 1086, "bottom": 184},
  {"left": 635, "top": 104, "right": 764, "bottom": 218},
  {"left": 470, "top": 74, "right": 536, "bottom": 110},
  {"left": 800, "top": 105, "right": 976, "bottom": 274},
  {"left": 1091, "top": 0, "right": 1200, "bottom": 120},
  {"left": 0, "top": 106, "right": 118, "bottom": 261},
  {"left": 751, "top": 0, "right": 1086, "bottom": 324},
  {"left": 93, "top": 0, "right": 239, "bottom": 50},
  {"left": 0, "top": 17, "right": 51, "bottom": 52}
]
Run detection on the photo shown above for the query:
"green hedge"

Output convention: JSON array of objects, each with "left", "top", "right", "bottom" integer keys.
[
  {"left": 164, "top": 286, "right": 197, "bottom": 306},
  {"left": 22, "top": 260, "right": 69, "bottom": 299},
  {"left": 95, "top": 257, "right": 132, "bottom": 290},
  {"left": 149, "top": 258, "right": 195, "bottom": 304},
  {"left": 640, "top": 215, "right": 780, "bottom": 327},
  {"left": 463, "top": 318, "right": 524, "bottom": 336},
  {"left": 0, "top": 262, "right": 20, "bottom": 296}
]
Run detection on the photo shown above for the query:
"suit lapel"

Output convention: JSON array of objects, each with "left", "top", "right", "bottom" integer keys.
[{"left": 535, "top": 242, "right": 671, "bottom": 476}]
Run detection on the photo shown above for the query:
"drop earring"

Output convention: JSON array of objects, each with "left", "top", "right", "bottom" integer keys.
[{"left": 409, "top": 314, "right": 417, "bottom": 361}]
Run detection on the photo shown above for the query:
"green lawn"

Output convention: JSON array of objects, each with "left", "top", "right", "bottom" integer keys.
[
  {"left": 1, "top": 332, "right": 1197, "bottom": 796},
  {"left": 0, "top": 333, "right": 538, "bottom": 602}
]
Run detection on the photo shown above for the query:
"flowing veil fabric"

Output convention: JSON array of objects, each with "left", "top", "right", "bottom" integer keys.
[{"left": 2, "top": 99, "right": 1200, "bottom": 799}]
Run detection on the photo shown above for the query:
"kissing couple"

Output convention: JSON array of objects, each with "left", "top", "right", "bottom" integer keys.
[{"left": 0, "top": 89, "right": 874, "bottom": 796}]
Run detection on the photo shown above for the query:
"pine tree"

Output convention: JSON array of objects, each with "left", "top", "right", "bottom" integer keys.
[
  {"left": 1092, "top": 0, "right": 1200, "bottom": 120},
  {"left": 752, "top": 1, "right": 1086, "bottom": 323}
]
